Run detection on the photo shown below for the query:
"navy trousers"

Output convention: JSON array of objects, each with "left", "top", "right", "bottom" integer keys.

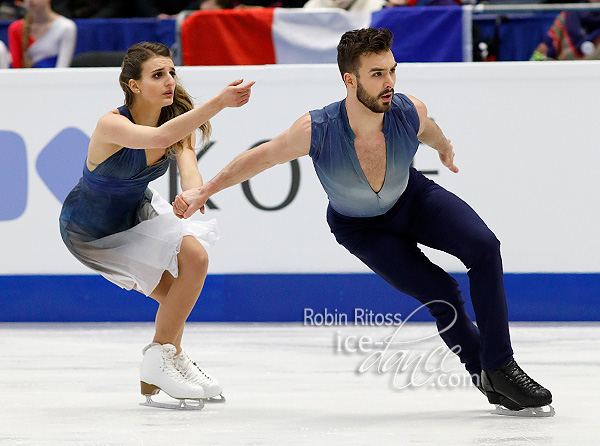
[{"left": 327, "top": 168, "right": 514, "bottom": 375}]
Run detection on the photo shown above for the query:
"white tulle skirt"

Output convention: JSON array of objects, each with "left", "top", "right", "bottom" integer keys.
[{"left": 63, "top": 189, "right": 219, "bottom": 296}]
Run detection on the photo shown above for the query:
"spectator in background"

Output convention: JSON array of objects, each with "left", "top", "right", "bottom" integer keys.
[
  {"left": 302, "top": 0, "right": 457, "bottom": 12},
  {"left": 196, "top": 0, "right": 306, "bottom": 9},
  {"left": 531, "top": 0, "right": 600, "bottom": 60},
  {"left": 133, "top": 0, "right": 200, "bottom": 19},
  {"left": 199, "top": 0, "right": 234, "bottom": 9},
  {"left": 8, "top": 0, "right": 76, "bottom": 68},
  {"left": 303, "top": 0, "right": 383, "bottom": 12},
  {"left": 384, "top": 0, "right": 459, "bottom": 6},
  {"left": 50, "top": 0, "right": 123, "bottom": 18},
  {"left": 0, "top": 40, "right": 10, "bottom": 68},
  {"left": 239, "top": 0, "right": 307, "bottom": 7}
]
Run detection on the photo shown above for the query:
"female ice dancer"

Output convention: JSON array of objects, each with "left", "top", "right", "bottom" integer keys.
[{"left": 59, "top": 42, "right": 254, "bottom": 409}]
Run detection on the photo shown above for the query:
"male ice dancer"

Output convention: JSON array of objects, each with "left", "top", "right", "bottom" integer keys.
[{"left": 174, "top": 28, "right": 553, "bottom": 415}]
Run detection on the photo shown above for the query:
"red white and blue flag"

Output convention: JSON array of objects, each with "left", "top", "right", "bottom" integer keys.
[{"left": 180, "top": 7, "right": 464, "bottom": 66}]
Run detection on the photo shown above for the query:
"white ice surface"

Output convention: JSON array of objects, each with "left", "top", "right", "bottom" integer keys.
[{"left": 0, "top": 322, "right": 598, "bottom": 446}]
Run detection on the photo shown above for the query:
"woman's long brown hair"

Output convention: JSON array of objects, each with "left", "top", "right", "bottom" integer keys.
[{"left": 119, "top": 42, "right": 211, "bottom": 157}]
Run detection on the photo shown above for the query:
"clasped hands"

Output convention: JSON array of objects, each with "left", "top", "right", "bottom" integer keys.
[{"left": 172, "top": 187, "right": 208, "bottom": 219}]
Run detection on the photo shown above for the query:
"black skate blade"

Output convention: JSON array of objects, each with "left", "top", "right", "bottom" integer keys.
[
  {"left": 204, "top": 394, "right": 226, "bottom": 403},
  {"left": 491, "top": 404, "right": 555, "bottom": 418},
  {"left": 140, "top": 395, "right": 204, "bottom": 410}
]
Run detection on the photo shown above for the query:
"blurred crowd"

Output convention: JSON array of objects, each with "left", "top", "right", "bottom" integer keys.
[
  {"left": 0, "top": 0, "right": 599, "bottom": 69},
  {"left": 1, "top": 0, "right": 466, "bottom": 20}
]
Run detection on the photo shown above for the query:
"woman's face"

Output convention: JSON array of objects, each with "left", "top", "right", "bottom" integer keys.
[
  {"left": 24, "top": 0, "right": 51, "bottom": 11},
  {"left": 131, "top": 56, "right": 176, "bottom": 108}
]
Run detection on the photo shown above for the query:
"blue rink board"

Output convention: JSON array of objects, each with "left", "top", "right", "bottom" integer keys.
[{"left": 0, "top": 273, "right": 598, "bottom": 322}]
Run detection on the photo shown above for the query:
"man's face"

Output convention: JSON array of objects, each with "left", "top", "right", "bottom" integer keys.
[{"left": 354, "top": 50, "right": 397, "bottom": 113}]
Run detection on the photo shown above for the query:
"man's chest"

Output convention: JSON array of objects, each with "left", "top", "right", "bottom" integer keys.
[{"left": 353, "top": 133, "right": 387, "bottom": 191}]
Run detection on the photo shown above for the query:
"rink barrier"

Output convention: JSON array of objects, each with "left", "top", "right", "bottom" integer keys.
[
  {"left": 0, "top": 273, "right": 598, "bottom": 322},
  {"left": 1, "top": 65, "right": 599, "bottom": 322}
]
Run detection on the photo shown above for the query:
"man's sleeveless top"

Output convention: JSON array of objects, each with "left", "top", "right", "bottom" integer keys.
[{"left": 309, "top": 93, "right": 420, "bottom": 217}]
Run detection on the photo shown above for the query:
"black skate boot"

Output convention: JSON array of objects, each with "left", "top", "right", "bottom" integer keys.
[{"left": 482, "top": 359, "right": 554, "bottom": 416}]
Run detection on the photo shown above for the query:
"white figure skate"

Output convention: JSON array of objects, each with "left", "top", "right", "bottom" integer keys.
[
  {"left": 139, "top": 343, "right": 205, "bottom": 410},
  {"left": 175, "top": 350, "right": 225, "bottom": 402}
]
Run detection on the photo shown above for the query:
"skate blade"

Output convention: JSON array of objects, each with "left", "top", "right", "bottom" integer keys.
[
  {"left": 204, "top": 394, "right": 226, "bottom": 403},
  {"left": 140, "top": 395, "right": 204, "bottom": 411},
  {"left": 491, "top": 404, "right": 555, "bottom": 417}
]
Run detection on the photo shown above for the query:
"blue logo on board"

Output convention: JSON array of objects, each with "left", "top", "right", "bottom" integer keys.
[
  {"left": 36, "top": 128, "right": 89, "bottom": 203},
  {"left": 0, "top": 131, "right": 28, "bottom": 221},
  {"left": 1, "top": 128, "right": 89, "bottom": 221}
]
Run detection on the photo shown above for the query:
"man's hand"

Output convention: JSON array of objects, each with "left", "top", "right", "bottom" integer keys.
[
  {"left": 172, "top": 187, "right": 212, "bottom": 219},
  {"left": 437, "top": 139, "right": 459, "bottom": 173},
  {"left": 408, "top": 98, "right": 459, "bottom": 174}
]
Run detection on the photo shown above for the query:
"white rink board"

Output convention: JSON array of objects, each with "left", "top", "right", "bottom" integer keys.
[{"left": 0, "top": 62, "right": 599, "bottom": 275}]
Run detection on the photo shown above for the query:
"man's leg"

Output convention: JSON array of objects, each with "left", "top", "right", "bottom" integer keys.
[
  {"left": 405, "top": 173, "right": 513, "bottom": 371},
  {"left": 328, "top": 210, "right": 482, "bottom": 379},
  {"left": 404, "top": 174, "right": 552, "bottom": 411}
]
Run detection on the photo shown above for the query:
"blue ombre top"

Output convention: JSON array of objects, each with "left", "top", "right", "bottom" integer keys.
[
  {"left": 60, "top": 106, "right": 168, "bottom": 241},
  {"left": 309, "top": 93, "right": 421, "bottom": 218}
]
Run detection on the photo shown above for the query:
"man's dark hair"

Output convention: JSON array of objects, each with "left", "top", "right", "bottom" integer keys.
[{"left": 337, "top": 28, "right": 393, "bottom": 78}]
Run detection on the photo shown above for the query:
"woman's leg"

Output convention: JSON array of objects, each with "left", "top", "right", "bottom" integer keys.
[
  {"left": 150, "top": 236, "right": 208, "bottom": 354},
  {"left": 149, "top": 271, "right": 175, "bottom": 304},
  {"left": 148, "top": 273, "right": 184, "bottom": 349},
  {"left": 148, "top": 263, "right": 223, "bottom": 399}
]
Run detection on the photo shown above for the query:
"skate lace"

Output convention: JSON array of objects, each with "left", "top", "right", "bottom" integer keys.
[
  {"left": 506, "top": 361, "right": 544, "bottom": 391},
  {"left": 161, "top": 348, "right": 188, "bottom": 384},
  {"left": 176, "top": 352, "right": 214, "bottom": 385}
]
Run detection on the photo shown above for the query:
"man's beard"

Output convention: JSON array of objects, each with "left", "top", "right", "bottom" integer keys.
[{"left": 356, "top": 79, "right": 393, "bottom": 113}]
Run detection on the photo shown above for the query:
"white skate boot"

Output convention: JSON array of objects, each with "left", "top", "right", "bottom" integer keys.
[
  {"left": 139, "top": 343, "right": 205, "bottom": 410},
  {"left": 174, "top": 350, "right": 225, "bottom": 402}
]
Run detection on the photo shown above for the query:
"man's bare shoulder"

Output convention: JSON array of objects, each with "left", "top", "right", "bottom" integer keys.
[
  {"left": 293, "top": 112, "right": 312, "bottom": 130},
  {"left": 403, "top": 94, "right": 428, "bottom": 131},
  {"left": 403, "top": 94, "right": 426, "bottom": 112},
  {"left": 277, "top": 112, "right": 311, "bottom": 158},
  {"left": 286, "top": 112, "right": 311, "bottom": 140}
]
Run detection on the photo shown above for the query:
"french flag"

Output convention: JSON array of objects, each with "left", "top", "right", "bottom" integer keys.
[{"left": 180, "top": 7, "right": 464, "bottom": 66}]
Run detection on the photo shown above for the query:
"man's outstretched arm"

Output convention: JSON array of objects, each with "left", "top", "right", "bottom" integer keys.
[
  {"left": 177, "top": 112, "right": 312, "bottom": 218},
  {"left": 406, "top": 94, "right": 458, "bottom": 174}
]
